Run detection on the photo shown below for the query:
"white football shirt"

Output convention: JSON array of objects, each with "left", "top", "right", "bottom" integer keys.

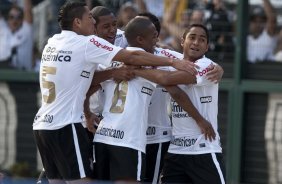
[
  {"left": 33, "top": 31, "right": 122, "bottom": 130},
  {"left": 94, "top": 47, "right": 156, "bottom": 153},
  {"left": 146, "top": 47, "right": 183, "bottom": 144},
  {"left": 168, "top": 57, "right": 222, "bottom": 154}
]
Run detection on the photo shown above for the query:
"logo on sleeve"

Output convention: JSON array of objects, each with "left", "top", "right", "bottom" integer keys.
[
  {"left": 198, "top": 63, "right": 214, "bottom": 76},
  {"left": 141, "top": 87, "right": 153, "bottom": 96},
  {"left": 80, "top": 71, "right": 90, "bottom": 78},
  {"left": 90, "top": 37, "right": 113, "bottom": 51},
  {"left": 160, "top": 50, "right": 178, "bottom": 59}
]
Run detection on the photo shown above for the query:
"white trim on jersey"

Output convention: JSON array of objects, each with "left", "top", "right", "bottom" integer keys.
[
  {"left": 152, "top": 143, "right": 162, "bottom": 184},
  {"left": 71, "top": 124, "right": 86, "bottom": 178},
  {"left": 211, "top": 153, "right": 225, "bottom": 184},
  {"left": 137, "top": 151, "right": 142, "bottom": 181}
]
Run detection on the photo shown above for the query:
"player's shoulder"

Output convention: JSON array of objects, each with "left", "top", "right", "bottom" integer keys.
[
  {"left": 195, "top": 56, "right": 214, "bottom": 65},
  {"left": 154, "top": 47, "right": 183, "bottom": 59}
]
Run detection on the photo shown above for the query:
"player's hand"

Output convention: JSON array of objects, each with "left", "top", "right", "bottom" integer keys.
[
  {"left": 172, "top": 59, "right": 199, "bottom": 76},
  {"left": 206, "top": 64, "right": 224, "bottom": 83},
  {"left": 85, "top": 113, "right": 100, "bottom": 133},
  {"left": 197, "top": 118, "right": 216, "bottom": 141},
  {"left": 112, "top": 65, "right": 136, "bottom": 82}
]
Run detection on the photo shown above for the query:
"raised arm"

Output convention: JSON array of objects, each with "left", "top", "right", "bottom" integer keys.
[
  {"left": 165, "top": 85, "right": 216, "bottom": 141},
  {"left": 113, "top": 49, "right": 198, "bottom": 75},
  {"left": 263, "top": 0, "right": 277, "bottom": 36},
  {"left": 23, "top": 0, "right": 32, "bottom": 24}
]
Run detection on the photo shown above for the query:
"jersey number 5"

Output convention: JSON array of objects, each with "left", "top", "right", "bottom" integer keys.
[
  {"left": 42, "top": 66, "right": 57, "bottom": 103},
  {"left": 110, "top": 81, "right": 128, "bottom": 113}
]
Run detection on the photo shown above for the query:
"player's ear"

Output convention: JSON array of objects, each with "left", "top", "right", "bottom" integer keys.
[
  {"left": 181, "top": 37, "right": 185, "bottom": 47},
  {"left": 136, "top": 36, "right": 143, "bottom": 44}
]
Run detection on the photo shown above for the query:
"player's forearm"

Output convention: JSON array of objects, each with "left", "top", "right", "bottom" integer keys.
[
  {"left": 166, "top": 86, "right": 205, "bottom": 123},
  {"left": 134, "top": 69, "right": 170, "bottom": 85},
  {"left": 92, "top": 69, "right": 116, "bottom": 86},
  {"left": 84, "top": 85, "right": 101, "bottom": 118}
]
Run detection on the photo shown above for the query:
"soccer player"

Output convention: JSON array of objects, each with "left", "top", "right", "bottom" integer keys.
[
  {"left": 92, "top": 17, "right": 159, "bottom": 182},
  {"left": 137, "top": 12, "right": 223, "bottom": 184},
  {"left": 32, "top": 2, "right": 199, "bottom": 184},
  {"left": 133, "top": 24, "right": 226, "bottom": 184}
]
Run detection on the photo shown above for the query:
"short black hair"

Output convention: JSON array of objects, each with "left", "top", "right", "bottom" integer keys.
[
  {"left": 138, "top": 12, "right": 161, "bottom": 36},
  {"left": 58, "top": 1, "right": 87, "bottom": 31},
  {"left": 182, "top": 24, "right": 209, "bottom": 43},
  {"left": 90, "top": 6, "right": 113, "bottom": 25},
  {"left": 124, "top": 17, "right": 154, "bottom": 45}
]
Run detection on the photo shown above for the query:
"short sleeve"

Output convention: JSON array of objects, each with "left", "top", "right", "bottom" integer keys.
[
  {"left": 195, "top": 58, "right": 215, "bottom": 86},
  {"left": 85, "top": 35, "right": 122, "bottom": 67}
]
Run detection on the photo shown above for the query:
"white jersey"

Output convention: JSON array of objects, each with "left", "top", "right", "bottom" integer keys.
[
  {"left": 146, "top": 47, "right": 183, "bottom": 144},
  {"left": 94, "top": 47, "right": 156, "bottom": 153},
  {"left": 33, "top": 30, "right": 122, "bottom": 130},
  {"left": 114, "top": 29, "right": 128, "bottom": 48},
  {"left": 168, "top": 57, "right": 222, "bottom": 155}
]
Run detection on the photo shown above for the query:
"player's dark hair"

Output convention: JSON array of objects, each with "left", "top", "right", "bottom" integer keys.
[
  {"left": 182, "top": 24, "right": 209, "bottom": 43},
  {"left": 124, "top": 17, "right": 154, "bottom": 46},
  {"left": 138, "top": 12, "right": 161, "bottom": 36},
  {"left": 90, "top": 6, "right": 113, "bottom": 25},
  {"left": 58, "top": 1, "right": 87, "bottom": 31}
]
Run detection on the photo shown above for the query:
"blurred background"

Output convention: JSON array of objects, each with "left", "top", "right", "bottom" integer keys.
[{"left": 0, "top": 0, "right": 282, "bottom": 183}]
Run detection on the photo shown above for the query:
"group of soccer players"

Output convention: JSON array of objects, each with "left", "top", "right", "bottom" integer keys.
[{"left": 33, "top": 1, "right": 225, "bottom": 184}]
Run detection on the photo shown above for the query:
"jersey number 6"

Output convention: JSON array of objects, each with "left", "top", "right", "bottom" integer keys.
[{"left": 110, "top": 81, "right": 128, "bottom": 113}]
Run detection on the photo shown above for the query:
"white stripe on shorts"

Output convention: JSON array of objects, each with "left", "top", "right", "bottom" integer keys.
[
  {"left": 211, "top": 153, "right": 225, "bottom": 184},
  {"left": 152, "top": 143, "right": 162, "bottom": 184},
  {"left": 71, "top": 124, "right": 86, "bottom": 178},
  {"left": 137, "top": 151, "right": 142, "bottom": 181}
]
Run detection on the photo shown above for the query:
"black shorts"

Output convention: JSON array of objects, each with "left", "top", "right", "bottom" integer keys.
[
  {"left": 94, "top": 142, "right": 145, "bottom": 181},
  {"left": 161, "top": 153, "right": 226, "bottom": 184},
  {"left": 144, "top": 141, "right": 170, "bottom": 184},
  {"left": 33, "top": 123, "right": 94, "bottom": 180}
]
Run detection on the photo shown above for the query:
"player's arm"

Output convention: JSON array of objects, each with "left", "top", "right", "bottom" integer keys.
[
  {"left": 84, "top": 85, "right": 101, "bottom": 133},
  {"left": 91, "top": 66, "right": 136, "bottom": 86},
  {"left": 113, "top": 49, "right": 198, "bottom": 75},
  {"left": 133, "top": 68, "right": 196, "bottom": 85},
  {"left": 165, "top": 85, "right": 216, "bottom": 141}
]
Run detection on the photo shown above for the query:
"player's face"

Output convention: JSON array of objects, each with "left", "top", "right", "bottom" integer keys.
[
  {"left": 140, "top": 24, "right": 159, "bottom": 53},
  {"left": 181, "top": 27, "right": 209, "bottom": 61},
  {"left": 78, "top": 6, "right": 96, "bottom": 36},
  {"left": 95, "top": 14, "right": 117, "bottom": 44}
]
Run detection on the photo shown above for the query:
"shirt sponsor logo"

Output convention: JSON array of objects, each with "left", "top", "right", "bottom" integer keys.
[
  {"left": 160, "top": 50, "right": 178, "bottom": 59},
  {"left": 80, "top": 71, "right": 90, "bottom": 78},
  {"left": 96, "top": 127, "right": 124, "bottom": 139},
  {"left": 141, "top": 87, "right": 153, "bottom": 96},
  {"left": 171, "top": 101, "right": 191, "bottom": 118},
  {"left": 200, "top": 96, "right": 212, "bottom": 103},
  {"left": 146, "top": 126, "right": 156, "bottom": 135},
  {"left": 197, "top": 63, "right": 214, "bottom": 76},
  {"left": 90, "top": 38, "right": 113, "bottom": 51},
  {"left": 34, "top": 114, "right": 53, "bottom": 123},
  {"left": 171, "top": 137, "right": 197, "bottom": 147},
  {"left": 162, "top": 89, "right": 168, "bottom": 93},
  {"left": 42, "top": 47, "right": 72, "bottom": 62}
]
